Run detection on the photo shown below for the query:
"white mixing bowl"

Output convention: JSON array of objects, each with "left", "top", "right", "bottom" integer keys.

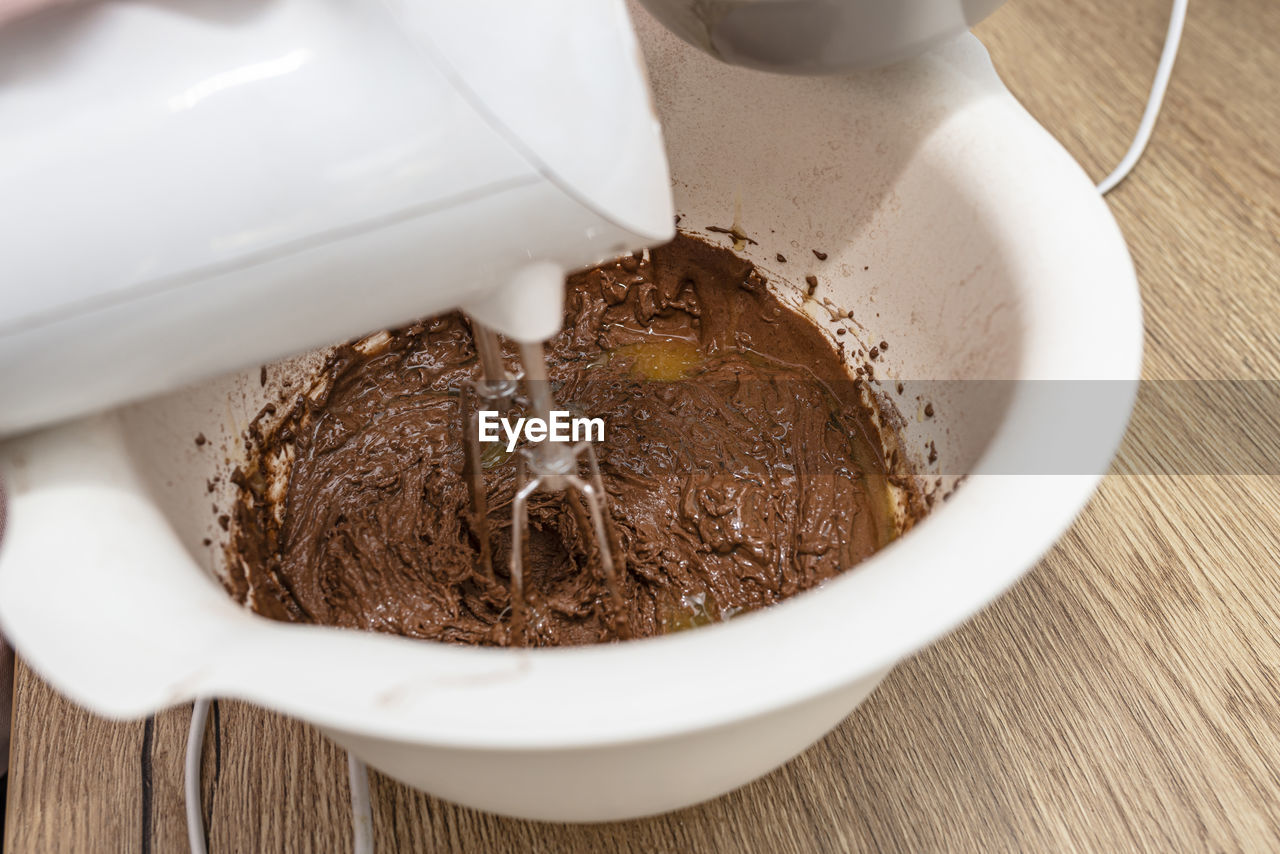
[{"left": 0, "top": 15, "right": 1139, "bottom": 821}]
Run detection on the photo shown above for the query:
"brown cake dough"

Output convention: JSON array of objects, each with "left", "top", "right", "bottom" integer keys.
[{"left": 228, "top": 233, "right": 903, "bottom": 646}]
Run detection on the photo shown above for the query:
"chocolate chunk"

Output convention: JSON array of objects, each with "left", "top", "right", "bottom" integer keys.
[{"left": 706, "top": 225, "right": 758, "bottom": 246}]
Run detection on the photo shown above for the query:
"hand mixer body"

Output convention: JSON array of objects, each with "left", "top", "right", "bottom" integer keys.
[{"left": 0, "top": 0, "right": 673, "bottom": 436}]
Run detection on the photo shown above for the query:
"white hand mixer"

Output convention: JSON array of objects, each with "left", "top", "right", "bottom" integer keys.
[
  {"left": 0, "top": 0, "right": 680, "bottom": 601},
  {"left": 0, "top": 0, "right": 673, "bottom": 436}
]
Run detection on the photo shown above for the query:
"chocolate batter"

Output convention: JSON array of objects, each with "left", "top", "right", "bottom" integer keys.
[{"left": 227, "top": 234, "right": 906, "bottom": 646}]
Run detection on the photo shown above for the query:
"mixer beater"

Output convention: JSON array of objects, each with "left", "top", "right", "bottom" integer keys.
[{"left": 458, "top": 322, "right": 626, "bottom": 634}]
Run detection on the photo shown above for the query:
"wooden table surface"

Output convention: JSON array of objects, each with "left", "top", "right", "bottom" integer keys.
[{"left": 8, "top": 0, "right": 1280, "bottom": 850}]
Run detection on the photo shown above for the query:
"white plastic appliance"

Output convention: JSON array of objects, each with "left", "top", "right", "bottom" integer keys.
[
  {"left": 0, "top": 0, "right": 673, "bottom": 437},
  {"left": 0, "top": 2, "right": 1142, "bottom": 820}
]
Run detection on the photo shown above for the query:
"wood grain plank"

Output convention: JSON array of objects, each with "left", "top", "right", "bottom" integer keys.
[
  {"left": 150, "top": 706, "right": 195, "bottom": 854},
  {"left": 4, "top": 659, "right": 145, "bottom": 853},
  {"left": 201, "top": 699, "right": 352, "bottom": 853}
]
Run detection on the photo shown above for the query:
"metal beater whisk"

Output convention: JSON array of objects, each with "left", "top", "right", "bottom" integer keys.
[{"left": 459, "top": 321, "right": 624, "bottom": 626}]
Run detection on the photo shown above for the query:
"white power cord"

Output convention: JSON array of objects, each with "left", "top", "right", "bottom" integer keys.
[
  {"left": 348, "top": 754, "right": 375, "bottom": 854},
  {"left": 174, "top": 5, "right": 1188, "bottom": 852},
  {"left": 1096, "top": 0, "right": 1188, "bottom": 194},
  {"left": 184, "top": 698, "right": 374, "bottom": 853},
  {"left": 184, "top": 698, "right": 211, "bottom": 854}
]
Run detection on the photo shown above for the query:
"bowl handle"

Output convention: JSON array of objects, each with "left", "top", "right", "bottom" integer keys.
[{"left": 0, "top": 415, "right": 248, "bottom": 718}]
